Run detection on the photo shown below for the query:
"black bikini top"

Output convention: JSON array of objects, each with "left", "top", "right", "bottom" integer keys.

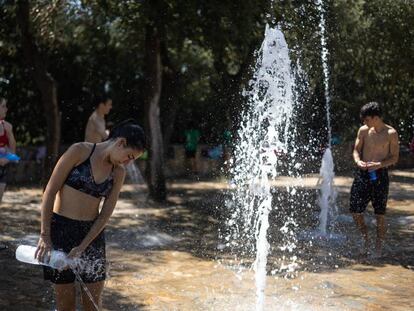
[{"left": 65, "top": 144, "right": 114, "bottom": 198}]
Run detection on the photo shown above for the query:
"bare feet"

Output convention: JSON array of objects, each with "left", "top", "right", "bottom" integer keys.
[
  {"left": 358, "top": 239, "right": 370, "bottom": 258},
  {"left": 373, "top": 240, "right": 383, "bottom": 258}
]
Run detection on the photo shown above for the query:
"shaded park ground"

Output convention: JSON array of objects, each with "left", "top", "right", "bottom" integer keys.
[{"left": 0, "top": 170, "right": 413, "bottom": 310}]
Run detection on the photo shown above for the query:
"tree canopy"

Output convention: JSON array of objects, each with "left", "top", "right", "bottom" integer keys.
[{"left": 1, "top": 0, "right": 413, "bottom": 147}]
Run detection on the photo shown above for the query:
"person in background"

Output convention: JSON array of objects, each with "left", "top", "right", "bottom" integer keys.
[
  {"left": 0, "top": 97, "right": 17, "bottom": 203},
  {"left": 409, "top": 135, "right": 414, "bottom": 156},
  {"left": 184, "top": 125, "right": 201, "bottom": 175},
  {"left": 0, "top": 97, "right": 17, "bottom": 250},
  {"left": 85, "top": 95, "right": 112, "bottom": 143}
]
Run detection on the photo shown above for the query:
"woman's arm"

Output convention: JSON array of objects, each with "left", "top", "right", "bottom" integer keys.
[
  {"left": 35, "top": 143, "right": 84, "bottom": 262},
  {"left": 68, "top": 165, "right": 126, "bottom": 258},
  {"left": 4, "top": 122, "right": 16, "bottom": 154}
]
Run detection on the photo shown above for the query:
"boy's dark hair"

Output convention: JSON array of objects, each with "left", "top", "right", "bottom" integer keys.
[
  {"left": 108, "top": 119, "right": 146, "bottom": 150},
  {"left": 360, "top": 102, "right": 382, "bottom": 120},
  {"left": 94, "top": 94, "right": 112, "bottom": 108}
]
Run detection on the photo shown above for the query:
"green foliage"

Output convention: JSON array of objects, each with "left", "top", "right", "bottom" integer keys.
[
  {"left": 329, "top": 0, "right": 414, "bottom": 142},
  {"left": 0, "top": 0, "right": 413, "bottom": 146}
]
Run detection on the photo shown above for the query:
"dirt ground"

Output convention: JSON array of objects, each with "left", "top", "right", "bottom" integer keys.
[{"left": 0, "top": 170, "right": 413, "bottom": 310}]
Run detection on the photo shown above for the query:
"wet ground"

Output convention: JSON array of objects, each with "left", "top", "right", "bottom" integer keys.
[{"left": 0, "top": 170, "right": 413, "bottom": 310}]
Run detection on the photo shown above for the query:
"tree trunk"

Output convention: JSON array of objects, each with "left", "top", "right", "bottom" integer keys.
[
  {"left": 16, "top": 0, "right": 61, "bottom": 183},
  {"left": 158, "top": 34, "right": 181, "bottom": 157},
  {"left": 212, "top": 42, "right": 257, "bottom": 132},
  {"left": 144, "top": 25, "right": 167, "bottom": 201},
  {"left": 162, "top": 77, "right": 179, "bottom": 156}
]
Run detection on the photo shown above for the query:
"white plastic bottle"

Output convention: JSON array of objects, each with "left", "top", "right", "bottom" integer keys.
[{"left": 16, "top": 245, "right": 69, "bottom": 270}]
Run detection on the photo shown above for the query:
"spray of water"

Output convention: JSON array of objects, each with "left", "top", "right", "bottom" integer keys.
[
  {"left": 317, "top": 148, "right": 338, "bottom": 234},
  {"left": 125, "top": 161, "right": 148, "bottom": 206},
  {"left": 125, "top": 161, "right": 146, "bottom": 187},
  {"left": 316, "top": 0, "right": 332, "bottom": 146},
  {"left": 316, "top": 0, "right": 337, "bottom": 235},
  {"left": 225, "top": 25, "right": 299, "bottom": 311}
]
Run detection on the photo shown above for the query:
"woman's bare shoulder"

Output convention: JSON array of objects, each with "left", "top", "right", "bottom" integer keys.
[
  {"left": 3, "top": 121, "right": 13, "bottom": 131},
  {"left": 64, "top": 142, "right": 94, "bottom": 163},
  {"left": 68, "top": 142, "right": 93, "bottom": 152}
]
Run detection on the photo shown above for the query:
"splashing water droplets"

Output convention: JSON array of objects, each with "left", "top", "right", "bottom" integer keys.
[
  {"left": 316, "top": 0, "right": 338, "bottom": 236},
  {"left": 225, "top": 25, "right": 301, "bottom": 311}
]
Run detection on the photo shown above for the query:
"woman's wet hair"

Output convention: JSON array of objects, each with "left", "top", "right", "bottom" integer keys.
[
  {"left": 360, "top": 101, "right": 382, "bottom": 120},
  {"left": 108, "top": 119, "right": 146, "bottom": 150},
  {"left": 0, "top": 98, "right": 6, "bottom": 105}
]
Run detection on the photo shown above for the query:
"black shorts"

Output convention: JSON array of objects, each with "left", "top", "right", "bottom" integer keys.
[
  {"left": 43, "top": 213, "right": 106, "bottom": 284},
  {"left": 0, "top": 164, "right": 8, "bottom": 183},
  {"left": 185, "top": 149, "right": 196, "bottom": 158},
  {"left": 349, "top": 168, "right": 389, "bottom": 215}
]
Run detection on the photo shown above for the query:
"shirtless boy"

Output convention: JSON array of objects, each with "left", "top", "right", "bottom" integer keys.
[
  {"left": 350, "top": 102, "right": 399, "bottom": 257},
  {"left": 85, "top": 95, "right": 112, "bottom": 143}
]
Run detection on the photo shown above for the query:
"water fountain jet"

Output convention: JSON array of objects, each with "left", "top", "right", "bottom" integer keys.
[{"left": 225, "top": 24, "right": 300, "bottom": 311}]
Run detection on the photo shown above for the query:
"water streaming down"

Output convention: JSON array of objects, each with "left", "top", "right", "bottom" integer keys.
[
  {"left": 316, "top": 0, "right": 332, "bottom": 146},
  {"left": 68, "top": 257, "right": 106, "bottom": 311},
  {"left": 125, "top": 162, "right": 146, "bottom": 186},
  {"left": 225, "top": 25, "right": 299, "bottom": 311},
  {"left": 125, "top": 161, "right": 148, "bottom": 203},
  {"left": 73, "top": 270, "right": 100, "bottom": 311},
  {"left": 317, "top": 148, "right": 338, "bottom": 234},
  {"left": 316, "top": 0, "right": 337, "bottom": 235}
]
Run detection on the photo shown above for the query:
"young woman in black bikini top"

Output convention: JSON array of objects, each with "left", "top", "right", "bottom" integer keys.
[{"left": 35, "top": 120, "right": 145, "bottom": 310}]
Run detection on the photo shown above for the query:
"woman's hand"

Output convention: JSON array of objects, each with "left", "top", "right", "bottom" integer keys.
[
  {"left": 67, "top": 246, "right": 85, "bottom": 260},
  {"left": 35, "top": 233, "right": 52, "bottom": 263}
]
